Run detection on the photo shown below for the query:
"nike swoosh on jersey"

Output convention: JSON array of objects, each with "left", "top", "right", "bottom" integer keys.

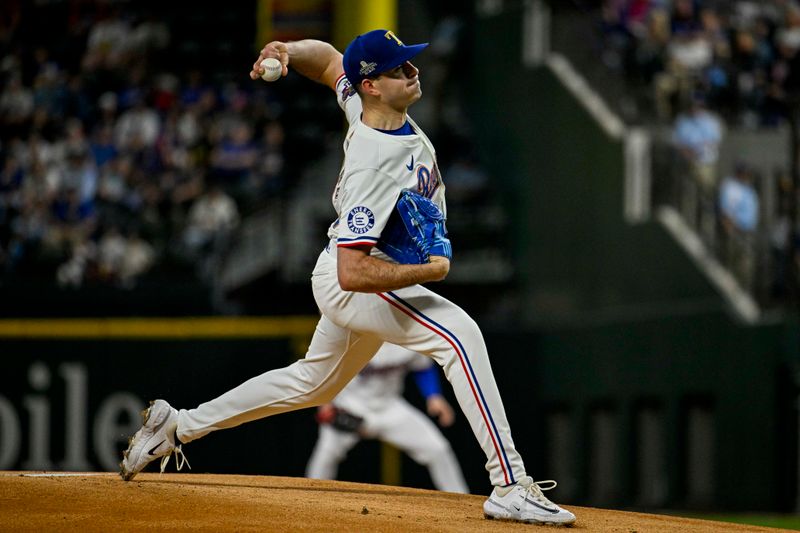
[{"left": 406, "top": 155, "right": 414, "bottom": 171}]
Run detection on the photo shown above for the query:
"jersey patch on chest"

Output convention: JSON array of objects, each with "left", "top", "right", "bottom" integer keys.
[{"left": 347, "top": 206, "right": 375, "bottom": 234}]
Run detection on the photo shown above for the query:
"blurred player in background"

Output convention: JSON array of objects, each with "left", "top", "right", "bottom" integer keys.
[{"left": 305, "top": 342, "right": 469, "bottom": 493}]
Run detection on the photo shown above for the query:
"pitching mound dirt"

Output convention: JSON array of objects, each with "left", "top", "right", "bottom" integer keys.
[{"left": 0, "top": 472, "right": 790, "bottom": 532}]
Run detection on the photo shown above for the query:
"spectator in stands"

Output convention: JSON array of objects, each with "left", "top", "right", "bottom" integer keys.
[
  {"left": 210, "top": 121, "right": 259, "bottom": 194},
  {"left": 97, "top": 224, "right": 127, "bottom": 282},
  {"left": 629, "top": 5, "right": 671, "bottom": 85},
  {"left": 157, "top": 111, "right": 190, "bottom": 173},
  {"left": 136, "top": 179, "right": 168, "bottom": 249},
  {"left": 129, "top": 11, "right": 170, "bottom": 59},
  {"left": 181, "top": 183, "right": 239, "bottom": 277},
  {"left": 654, "top": 27, "right": 713, "bottom": 120},
  {"left": 7, "top": 193, "right": 48, "bottom": 271},
  {"left": 59, "top": 143, "right": 98, "bottom": 211},
  {"left": 169, "top": 169, "right": 204, "bottom": 219},
  {"left": 670, "top": 0, "right": 700, "bottom": 35},
  {"left": 114, "top": 94, "right": 160, "bottom": 153},
  {"left": 64, "top": 75, "right": 92, "bottom": 124},
  {"left": 0, "top": 152, "right": 23, "bottom": 198},
  {"left": 672, "top": 91, "right": 723, "bottom": 242},
  {"left": 0, "top": 72, "right": 33, "bottom": 136},
  {"left": 764, "top": 20, "right": 800, "bottom": 126},
  {"left": 175, "top": 103, "right": 203, "bottom": 149},
  {"left": 50, "top": 185, "right": 95, "bottom": 251},
  {"left": 697, "top": 7, "right": 734, "bottom": 115},
  {"left": 180, "top": 70, "right": 207, "bottom": 108},
  {"left": 209, "top": 86, "right": 246, "bottom": 143},
  {"left": 55, "top": 237, "right": 95, "bottom": 288},
  {"left": 777, "top": 3, "right": 800, "bottom": 52},
  {"left": 718, "top": 162, "right": 760, "bottom": 288},
  {"left": 599, "top": 0, "right": 654, "bottom": 73},
  {"left": 152, "top": 73, "right": 180, "bottom": 114},
  {"left": 32, "top": 63, "right": 67, "bottom": 120},
  {"left": 82, "top": 8, "right": 131, "bottom": 71},
  {"left": 253, "top": 120, "right": 285, "bottom": 198},
  {"left": 95, "top": 156, "right": 127, "bottom": 224},
  {"left": 119, "top": 229, "right": 155, "bottom": 288},
  {"left": 730, "top": 23, "right": 769, "bottom": 126},
  {"left": 96, "top": 91, "right": 119, "bottom": 131},
  {"left": 90, "top": 124, "right": 118, "bottom": 169}
]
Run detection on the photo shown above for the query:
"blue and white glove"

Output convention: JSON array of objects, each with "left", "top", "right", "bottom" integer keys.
[{"left": 376, "top": 189, "right": 452, "bottom": 264}]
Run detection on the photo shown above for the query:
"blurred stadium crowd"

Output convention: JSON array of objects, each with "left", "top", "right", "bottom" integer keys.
[
  {"left": 596, "top": 0, "right": 800, "bottom": 303},
  {"left": 0, "top": 1, "right": 316, "bottom": 292},
  {"left": 600, "top": 0, "right": 800, "bottom": 125}
]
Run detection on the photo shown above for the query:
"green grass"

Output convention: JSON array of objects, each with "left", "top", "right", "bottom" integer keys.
[{"left": 678, "top": 513, "right": 800, "bottom": 530}]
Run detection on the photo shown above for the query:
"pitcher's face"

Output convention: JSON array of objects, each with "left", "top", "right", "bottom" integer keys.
[{"left": 372, "top": 61, "right": 422, "bottom": 108}]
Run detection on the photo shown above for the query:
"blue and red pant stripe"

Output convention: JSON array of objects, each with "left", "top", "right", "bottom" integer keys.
[{"left": 378, "top": 290, "right": 515, "bottom": 485}]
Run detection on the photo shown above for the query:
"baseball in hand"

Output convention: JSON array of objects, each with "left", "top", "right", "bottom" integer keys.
[{"left": 260, "top": 57, "right": 282, "bottom": 82}]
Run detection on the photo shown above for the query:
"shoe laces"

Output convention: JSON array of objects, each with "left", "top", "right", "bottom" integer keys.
[
  {"left": 159, "top": 444, "right": 191, "bottom": 474},
  {"left": 523, "top": 479, "right": 558, "bottom": 506}
]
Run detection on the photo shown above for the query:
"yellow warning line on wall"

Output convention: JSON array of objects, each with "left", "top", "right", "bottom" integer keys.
[{"left": 0, "top": 317, "right": 319, "bottom": 339}]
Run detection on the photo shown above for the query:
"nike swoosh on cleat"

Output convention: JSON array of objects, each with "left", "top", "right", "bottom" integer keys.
[
  {"left": 406, "top": 155, "right": 414, "bottom": 171},
  {"left": 147, "top": 440, "right": 166, "bottom": 456},
  {"left": 523, "top": 497, "right": 560, "bottom": 513}
]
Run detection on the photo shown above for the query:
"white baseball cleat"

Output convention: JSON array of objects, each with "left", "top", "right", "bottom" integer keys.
[
  {"left": 119, "top": 399, "right": 190, "bottom": 481},
  {"left": 483, "top": 477, "right": 576, "bottom": 526}
]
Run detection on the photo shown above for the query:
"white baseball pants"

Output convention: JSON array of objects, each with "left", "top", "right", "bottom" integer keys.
[{"left": 177, "top": 251, "right": 526, "bottom": 487}]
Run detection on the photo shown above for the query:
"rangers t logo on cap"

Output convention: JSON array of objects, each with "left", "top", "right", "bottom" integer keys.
[{"left": 384, "top": 30, "right": 403, "bottom": 45}]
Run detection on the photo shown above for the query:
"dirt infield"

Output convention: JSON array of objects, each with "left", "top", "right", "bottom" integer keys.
[{"left": 0, "top": 472, "right": 790, "bottom": 532}]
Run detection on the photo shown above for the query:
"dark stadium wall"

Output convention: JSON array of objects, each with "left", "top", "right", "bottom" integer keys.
[{"left": 0, "top": 338, "right": 319, "bottom": 476}]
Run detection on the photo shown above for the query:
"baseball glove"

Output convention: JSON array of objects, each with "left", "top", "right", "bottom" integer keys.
[
  {"left": 316, "top": 405, "right": 364, "bottom": 433},
  {"left": 376, "top": 189, "right": 452, "bottom": 264}
]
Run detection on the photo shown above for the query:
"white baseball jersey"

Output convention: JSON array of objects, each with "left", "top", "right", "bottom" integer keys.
[
  {"left": 177, "top": 71, "right": 527, "bottom": 489},
  {"left": 325, "top": 73, "right": 445, "bottom": 262}
]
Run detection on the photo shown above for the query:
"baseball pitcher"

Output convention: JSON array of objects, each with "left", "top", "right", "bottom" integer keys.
[{"left": 120, "top": 29, "right": 575, "bottom": 526}]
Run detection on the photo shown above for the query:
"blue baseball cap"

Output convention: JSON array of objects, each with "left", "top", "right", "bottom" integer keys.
[{"left": 343, "top": 29, "right": 428, "bottom": 86}]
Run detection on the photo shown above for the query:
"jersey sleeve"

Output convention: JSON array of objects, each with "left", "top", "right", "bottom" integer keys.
[
  {"left": 412, "top": 365, "right": 442, "bottom": 399},
  {"left": 335, "top": 73, "right": 362, "bottom": 126},
  {"left": 336, "top": 168, "right": 398, "bottom": 249}
]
